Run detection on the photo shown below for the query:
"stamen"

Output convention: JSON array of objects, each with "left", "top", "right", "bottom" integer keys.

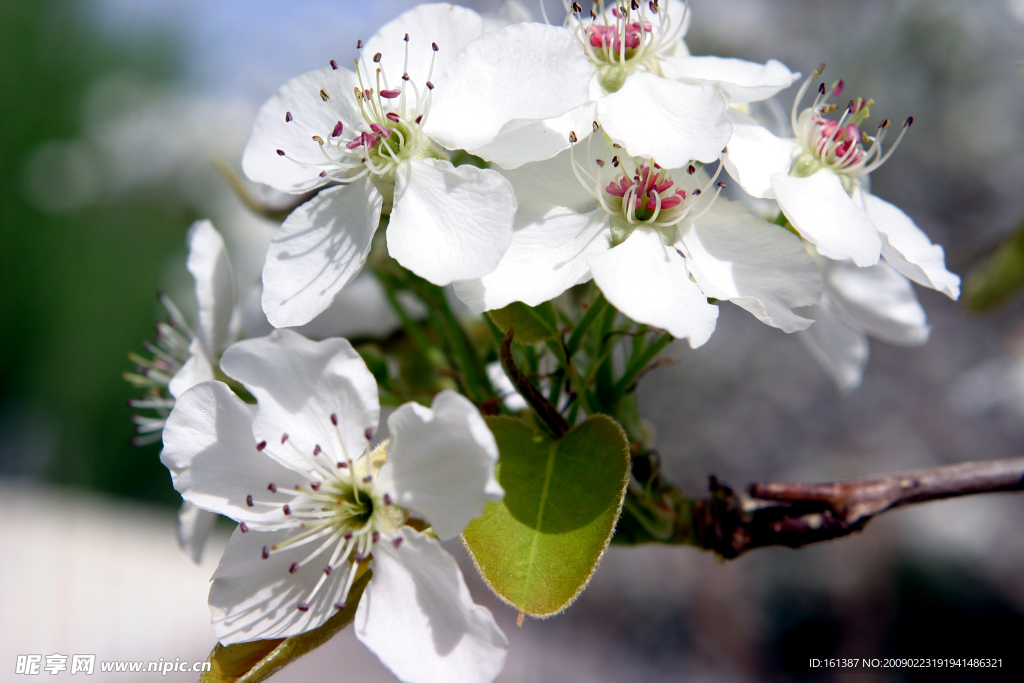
[{"left": 285, "top": 111, "right": 293, "bottom": 123}]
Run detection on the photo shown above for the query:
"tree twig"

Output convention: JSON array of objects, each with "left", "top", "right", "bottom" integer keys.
[
  {"left": 499, "top": 329, "right": 570, "bottom": 437},
  {"left": 692, "top": 459, "right": 1024, "bottom": 559}
]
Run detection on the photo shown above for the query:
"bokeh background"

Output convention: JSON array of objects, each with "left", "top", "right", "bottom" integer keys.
[{"left": 2, "top": 0, "right": 1024, "bottom": 680}]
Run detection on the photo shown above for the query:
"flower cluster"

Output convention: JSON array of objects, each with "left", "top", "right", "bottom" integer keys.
[{"left": 134, "top": 3, "right": 962, "bottom": 683}]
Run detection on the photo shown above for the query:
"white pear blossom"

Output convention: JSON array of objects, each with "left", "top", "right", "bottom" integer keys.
[
  {"left": 242, "top": 3, "right": 593, "bottom": 328},
  {"left": 797, "top": 253, "right": 931, "bottom": 392},
  {"left": 161, "top": 329, "right": 507, "bottom": 683},
  {"left": 455, "top": 138, "right": 821, "bottom": 347},
  {"left": 722, "top": 69, "right": 961, "bottom": 300},
  {"left": 479, "top": 0, "right": 800, "bottom": 170}
]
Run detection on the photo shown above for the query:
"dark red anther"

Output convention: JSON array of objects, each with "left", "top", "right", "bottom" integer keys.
[
  {"left": 313, "top": 444, "right": 322, "bottom": 455},
  {"left": 380, "top": 89, "right": 401, "bottom": 99},
  {"left": 364, "top": 428, "right": 373, "bottom": 440},
  {"left": 431, "top": 42, "right": 439, "bottom": 51},
  {"left": 426, "top": 81, "right": 434, "bottom": 90},
  {"left": 403, "top": 33, "right": 409, "bottom": 42},
  {"left": 393, "top": 536, "right": 404, "bottom": 548},
  {"left": 262, "top": 546, "right": 270, "bottom": 559},
  {"left": 344, "top": 531, "right": 354, "bottom": 540},
  {"left": 402, "top": 72, "right": 410, "bottom": 81},
  {"left": 330, "top": 413, "right": 338, "bottom": 426},
  {"left": 296, "top": 603, "right": 310, "bottom": 611},
  {"left": 334, "top": 602, "right": 347, "bottom": 610},
  {"left": 337, "top": 461, "right": 347, "bottom": 468},
  {"left": 332, "top": 121, "right": 344, "bottom": 137},
  {"left": 311, "top": 481, "right": 321, "bottom": 491},
  {"left": 240, "top": 522, "right": 249, "bottom": 533},
  {"left": 372, "top": 531, "right": 380, "bottom": 543},
  {"left": 246, "top": 495, "right": 254, "bottom": 507},
  {"left": 356, "top": 39, "right": 363, "bottom": 49},
  {"left": 283, "top": 505, "right": 291, "bottom": 515},
  {"left": 415, "top": 114, "right": 423, "bottom": 124},
  {"left": 386, "top": 112, "right": 400, "bottom": 122},
  {"left": 275, "top": 150, "right": 285, "bottom": 157},
  {"left": 362, "top": 475, "right": 372, "bottom": 483},
  {"left": 373, "top": 52, "right": 382, "bottom": 63},
  {"left": 716, "top": 181, "right": 726, "bottom": 188},
  {"left": 384, "top": 493, "right": 392, "bottom": 506},
  {"left": 268, "top": 483, "right": 277, "bottom": 493},
  {"left": 285, "top": 111, "right": 293, "bottom": 123},
  {"left": 289, "top": 562, "right": 299, "bottom": 574},
  {"left": 319, "top": 171, "right": 327, "bottom": 177},
  {"left": 330, "top": 59, "right": 338, "bottom": 70},
  {"left": 688, "top": 164, "right": 696, "bottom": 174},
  {"left": 818, "top": 83, "right": 826, "bottom": 95},
  {"left": 281, "top": 433, "right": 289, "bottom": 444},
  {"left": 324, "top": 565, "right": 332, "bottom": 575},
  {"left": 904, "top": 116, "right": 914, "bottom": 127}
]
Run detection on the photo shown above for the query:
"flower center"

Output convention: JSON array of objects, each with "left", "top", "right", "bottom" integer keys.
[
  {"left": 788, "top": 65, "right": 913, "bottom": 192},
  {"left": 568, "top": 125, "right": 724, "bottom": 246},
  {"left": 276, "top": 36, "right": 446, "bottom": 206},
  {"left": 253, "top": 421, "right": 406, "bottom": 613},
  {"left": 568, "top": 0, "right": 687, "bottom": 93}
]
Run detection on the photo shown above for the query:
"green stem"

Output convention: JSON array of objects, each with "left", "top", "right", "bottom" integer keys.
[
  {"left": 609, "top": 332, "right": 673, "bottom": 408},
  {"left": 416, "top": 283, "right": 493, "bottom": 404},
  {"left": 566, "top": 293, "right": 608, "bottom": 356}
]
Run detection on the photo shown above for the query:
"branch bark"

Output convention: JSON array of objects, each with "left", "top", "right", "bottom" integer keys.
[
  {"left": 499, "top": 328, "right": 570, "bottom": 437},
  {"left": 689, "top": 459, "right": 1024, "bottom": 559}
]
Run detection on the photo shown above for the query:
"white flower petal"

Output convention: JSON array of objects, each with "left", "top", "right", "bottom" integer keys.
[
  {"left": 242, "top": 66, "right": 363, "bottom": 194},
  {"left": 356, "top": 529, "right": 507, "bottom": 683},
  {"left": 825, "top": 259, "right": 930, "bottom": 346},
  {"left": 388, "top": 159, "right": 515, "bottom": 285},
  {"left": 364, "top": 4, "right": 485, "bottom": 89},
  {"left": 680, "top": 199, "right": 820, "bottom": 332},
  {"left": 597, "top": 74, "right": 732, "bottom": 168},
  {"left": 185, "top": 219, "right": 238, "bottom": 358},
  {"left": 210, "top": 527, "right": 356, "bottom": 644},
  {"left": 167, "top": 351, "right": 216, "bottom": 400},
  {"left": 379, "top": 392, "right": 502, "bottom": 540},
  {"left": 219, "top": 330, "right": 380, "bottom": 473},
  {"left": 454, "top": 209, "right": 609, "bottom": 314},
  {"left": 293, "top": 272, "right": 406, "bottom": 340},
  {"left": 177, "top": 501, "right": 218, "bottom": 564},
  {"left": 661, "top": 56, "right": 799, "bottom": 103},
  {"left": 426, "top": 23, "right": 592, "bottom": 156},
  {"left": 771, "top": 170, "right": 881, "bottom": 266},
  {"left": 261, "top": 179, "right": 382, "bottom": 328},
  {"left": 470, "top": 102, "right": 598, "bottom": 170},
  {"left": 589, "top": 228, "right": 719, "bottom": 347},
  {"left": 796, "top": 298, "right": 869, "bottom": 392},
  {"left": 862, "top": 193, "right": 961, "bottom": 299},
  {"left": 499, "top": 147, "right": 599, "bottom": 217},
  {"left": 721, "top": 110, "right": 798, "bottom": 199},
  {"left": 161, "top": 381, "right": 306, "bottom": 528}
]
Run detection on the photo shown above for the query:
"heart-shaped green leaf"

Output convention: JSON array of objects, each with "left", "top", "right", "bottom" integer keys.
[
  {"left": 463, "top": 415, "right": 630, "bottom": 616},
  {"left": 200, "top": 569, "right": 372, "bottom": 683},
  {"left": 488, "top": 301, "right": 560, "bottom": 344}
]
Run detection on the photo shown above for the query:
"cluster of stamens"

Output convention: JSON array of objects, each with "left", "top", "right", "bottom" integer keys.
[
  {"left": 568, "top": 0, "right": 687, "bottom": 87},
  {"left": 569, "top": 123, "right": 723, "bottom": 244},
  {"left": 125, "top": 293, "right": 191, "bottom": 446},
  {"left": 275, "top": 35, "right": 440, "bottom": 187},
  {"left": 790, "top": 63, "right": 913, "bottom": 183},
  {"left": 248, "top": 414, "right": 405, "bottom": 613}
]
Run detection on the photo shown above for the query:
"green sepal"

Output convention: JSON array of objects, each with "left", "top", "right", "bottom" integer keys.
[
  {"left": 462, "top": 415, "right": 630, "bottom": 617},
  {"left": 199, "top": 569, "right": 372, "bottom": 683}
]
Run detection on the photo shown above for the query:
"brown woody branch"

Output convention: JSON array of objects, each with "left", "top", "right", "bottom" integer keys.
[
  {"left": 688, "top": 459, "right": 1024, "bottom": 559},
  {"left": 499, "top": 328, "right": 570, "bottom": 437}
]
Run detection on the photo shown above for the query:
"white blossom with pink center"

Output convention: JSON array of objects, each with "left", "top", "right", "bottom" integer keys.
[
  {"left": 241, "top": 3, "right": 592, "bottom": 328},
  {"left": 161, "top": 329, "right": 507, "bottom": 683},
  {"left": 723, "top": 67, "right": 960, "bottom": 299},
  {"left": 455, "top": 132, "right": 821, "bottom": 346}
]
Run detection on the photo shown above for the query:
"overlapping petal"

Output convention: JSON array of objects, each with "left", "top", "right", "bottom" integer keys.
[
  {"left": 388, "top": 159, "right": 516, "bottom": 285},
  {"left": 721, "top": 111, "right": 797, "bottom": 198},
  {"left": 261, "top": 180, "right": 383, "bottom": 328},
  {"left": 598, "top": 74, "right": 732, "bottom": 168},
  {"left": 796, "top": 298, "right": 870, "bottom": 392},
  {"left": 771, "top": 170, "right": 881, "bottom": 266},
  {"left": 379, "top": 391, "right": 502, "bottom": 541},
  {"left": 825, "top": 259, "right": 930, "bottom": 346},
  {"left": 589, "top": 229, "right": 719, "bottom": 347},
  {"left": 862, "top": 193, "right": 961, "bottom": 299},
  {"left": 356, "top": 529, "right": 507, "bottom": 683},
  {"left": 679, "top": 200, "right": 820, "bottom": 332},
  {"left": 177, "top": 502, "right": 218, "bottom": 564},
  {"left": 661, "top": 56, "right": 799, "bottom": 103},
  {"left": 161, "top": 381, "right": 306, "bottom": 528},
  {"left": 219, "top": 330, "right": 379, "bottom": 473},
  {"left": 210, "top": 526, "right": 358, "bottom": 644}
]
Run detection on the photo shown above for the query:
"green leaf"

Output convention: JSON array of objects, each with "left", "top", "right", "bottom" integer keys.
[
  {"left": 463, "top": 415, "right": 630, "bottom": 616},
  {"left": 964, "top": 219, "right": 1024, "bottom": 312},
  {"left": 488, "top": 301, "right": 560, "bottom": 344},
  {"left": 199, "top": 569, "right": 372, "bottom": 683}
]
